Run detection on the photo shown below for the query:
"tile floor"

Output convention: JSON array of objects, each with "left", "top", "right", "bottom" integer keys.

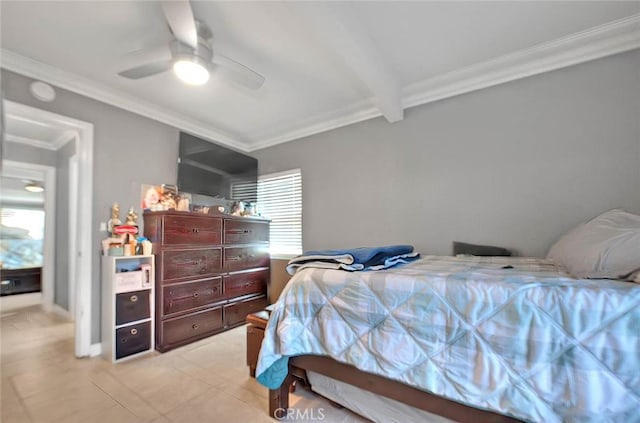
[{"left": 1, "top": 295, "right": 365, "bottom": 422}]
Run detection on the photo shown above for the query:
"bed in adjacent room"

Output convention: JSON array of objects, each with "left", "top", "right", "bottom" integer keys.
[{"left": 256, "top": 210, "right": 640, "bottom": 422}]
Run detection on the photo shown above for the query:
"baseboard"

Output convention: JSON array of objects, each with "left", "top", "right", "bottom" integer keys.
[
  {"left": 48, "top": 303, "right": 72, "bottom": 320},
  {"left": 89, "top": 343, "right": 102, "bottom": 357}
]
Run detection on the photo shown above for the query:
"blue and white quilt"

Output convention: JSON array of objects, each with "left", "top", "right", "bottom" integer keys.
[
  {"left": 286, "top": 245, "right": 420, "bottom": 275},
  {"left": 256, "top": 256, "right": 640, "bottom": 422}
]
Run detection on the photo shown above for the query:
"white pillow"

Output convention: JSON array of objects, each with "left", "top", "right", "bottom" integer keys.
[{"left": 547, "top": 209, "right": 640, "bottom": 280}]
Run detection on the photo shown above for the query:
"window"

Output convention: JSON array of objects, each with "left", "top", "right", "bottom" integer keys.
[
  {"left": 257, "top": 169, "right": 302, "bottom": 256},
  {"left": 0, "top": 207, "right": 45, "bottom": 269}
]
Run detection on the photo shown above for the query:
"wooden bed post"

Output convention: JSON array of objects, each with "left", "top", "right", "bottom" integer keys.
[{"left": 268, "top": 374, "right": 295, "bottom": 419}]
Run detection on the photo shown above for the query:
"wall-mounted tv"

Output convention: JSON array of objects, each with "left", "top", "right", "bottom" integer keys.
[{"left": 177, "top": 132, "right": 257, "bottom": 202}]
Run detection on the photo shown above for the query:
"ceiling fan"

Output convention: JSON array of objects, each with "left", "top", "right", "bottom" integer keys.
[{"left": 118, "top": 0, "right": 265, "bottom": 89}]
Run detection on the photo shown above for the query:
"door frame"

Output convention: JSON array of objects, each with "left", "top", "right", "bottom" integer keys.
[
  {"left": 68, "top": 153, "right": 79, "bottom": 318},
  {"left": 1, "top": 161, "right": 56, "bottom": 310},
  {"left": 3, "top": 100, "right": 94, "bottom": 357}
]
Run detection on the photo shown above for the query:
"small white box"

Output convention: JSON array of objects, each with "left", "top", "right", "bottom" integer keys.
[{"left": 114, "top": 271, "right": 143, "bottom": 293}]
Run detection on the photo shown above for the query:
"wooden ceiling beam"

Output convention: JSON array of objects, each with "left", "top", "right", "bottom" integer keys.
[{"left": 290, "top": 2, "right": 404, "bottom": 123}]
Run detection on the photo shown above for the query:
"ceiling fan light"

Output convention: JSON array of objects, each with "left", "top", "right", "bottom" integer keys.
[
  {"left": 173, "top": 58, "right": 209, "bottom": 85},
  {"left": 24, "top": 182, "right": 44, "bottom": 193}
]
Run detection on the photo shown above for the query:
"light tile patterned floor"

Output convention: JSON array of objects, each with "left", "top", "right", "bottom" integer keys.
[{"left": 0, "top": 297, "right": 366, "bottom": 422}]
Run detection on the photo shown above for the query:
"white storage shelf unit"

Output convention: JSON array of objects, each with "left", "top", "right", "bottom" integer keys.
[{"left": 102, "top": 255, "right": 155, "bottom": 362}]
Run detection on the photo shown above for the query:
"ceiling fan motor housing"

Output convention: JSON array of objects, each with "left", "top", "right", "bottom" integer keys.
[{"left": 169, "top": 19, "right": 214, "bottom": 63}]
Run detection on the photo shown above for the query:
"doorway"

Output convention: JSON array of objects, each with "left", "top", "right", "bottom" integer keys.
[
  {"left": 0, "top": 173, "right": 47, "bottom": 313},
  {"left": 1, "top": 165, "right": 54, "bottom": 310},
  {"left": 2, "top": 100, "right": 94, "bottom": 357}
]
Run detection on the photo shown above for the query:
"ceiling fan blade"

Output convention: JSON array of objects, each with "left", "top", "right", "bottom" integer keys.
[
  {"left": 212, "top": 54, "right": 265, "bottom": 90},
  {"left": 161, "top": 0, "right": 198, "bottom": 50},
  {"left": 118, "top": 60, "right": 173, "bottom": 79}
]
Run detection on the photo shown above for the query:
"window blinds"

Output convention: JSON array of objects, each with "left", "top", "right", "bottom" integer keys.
[{"left": 257, "top": 169, "right": 302, "bottom": 256}]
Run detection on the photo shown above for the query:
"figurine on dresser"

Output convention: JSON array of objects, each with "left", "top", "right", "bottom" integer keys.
[
  {"left": 125, "top": 207, "right": 138, "bottom": 226},
  {"left": 107, "top": 203, "right": 122, "bottom": 236}
]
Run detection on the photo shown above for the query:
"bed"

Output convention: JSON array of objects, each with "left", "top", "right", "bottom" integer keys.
[{"left": 256, "top": 255, "right": 640, "bottom": 422}]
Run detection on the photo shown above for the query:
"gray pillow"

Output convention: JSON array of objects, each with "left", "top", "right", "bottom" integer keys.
[
  {"left": 453, "top": 241, "right": 511, "bottom": 257},
  {"left": 547, "top": 209, "right": 640, "bottom": 280}
]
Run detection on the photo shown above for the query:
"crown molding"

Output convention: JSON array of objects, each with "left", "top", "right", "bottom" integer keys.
[
  {"left": 4, "top": 129, "right": 75, "bottom": 152},
  {"left": 249, "top": 99, "right": 382, "bottom": 150},
  {"left": 0, "top": 49, "right": 251, "bottom": 152},
  {"left": 5, "top": 100, "right": 81, "bottom": 150},
  {"left": 52, "top": 130, "right": 78, "bottom": 150},
  {"left": 2, "top": 14, "right": 639, "bottom": 153},
  {"left": 4, "top": 134, "right": 57, "bottom": 151},
  {"left": 249, "top": 14, "right": 640, "bottom": 151},
  {"left": 402, "top": 14, "right": 640, "bottom": 109}
]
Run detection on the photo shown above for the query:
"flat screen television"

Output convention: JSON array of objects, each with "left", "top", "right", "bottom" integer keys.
[{"left": 177, "top": 132, "right": 258, "bottom": 202}]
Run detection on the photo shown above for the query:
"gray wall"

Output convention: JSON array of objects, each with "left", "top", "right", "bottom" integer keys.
[
  {"left": 2, "top": 49, "right": 638, "bottom": 345},
  {"left": 2, "top": 69, "right": 179, "bottom": 343},
  {"left": 254, "top": 50, "right": 640, "bottom": 257},
  {"left": 54, "top": 140, "right": 75, "bottom": 310},
  {"left": 3, "top": 141, "right": 57, "bottom": 167}
]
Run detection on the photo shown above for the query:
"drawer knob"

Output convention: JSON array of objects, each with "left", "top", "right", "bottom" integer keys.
[
  {"left": 130, "top": 295, "right": 138, "bottom": 302},
  {"left": 192, "top": 228, "right": 200, "bottom": 233},
  {"left": 193, "top": 292, "right": 199, "bottom": 298},
  {"left": 130, "top": 328, "right": 138, "bottom": 335},
  {"left": 192, "top": 324, "right": 199, "bottom": 330}
]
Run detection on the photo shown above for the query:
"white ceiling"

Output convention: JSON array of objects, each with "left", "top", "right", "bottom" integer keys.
[
  {"left": 1, "top": 110, "right": 49, "bottom": 206},
  {"left": 1, "top": 1, "right": 639, "bottom": 152},
  {"left": 0, "top": 176, "right": 45, "bottom": 207},
  {"left": 4, "top": 111, "right": 74, "bottom": 150}
]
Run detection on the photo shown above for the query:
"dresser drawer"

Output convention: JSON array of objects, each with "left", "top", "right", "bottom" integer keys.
[
  {"left": 161, "top": 307, "right": 223, "bottom": 347},
  {"left": 115, "top": 290, "right": 150, "bottom": 325},
  {"left": 162, "top": 248, "right": 222, "bottom": 281},
  {"left": 224, "top": 295, "right": 269, "bottom": 327},
  {"left": 224, "top": 220, "right": 269, "bottom": 244},
  {"left": 163, "top": 277, "right": 223, "bottom": 316},
  {"left": 223, "top": 246, "right": 269, "bottom": 272},
  {"left": 163, "top": 216, "right": 222, "bottom": 245},
  {"left": 224, "top": 270, "right": 268, "bottom": 299},
  {"left": 115, "top": 321, "right": 151, "bottom": 360}
]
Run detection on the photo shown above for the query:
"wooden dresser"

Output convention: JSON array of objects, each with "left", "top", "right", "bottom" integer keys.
[{"left": 143, "top": 210, "right": 270, "bottom": 352}]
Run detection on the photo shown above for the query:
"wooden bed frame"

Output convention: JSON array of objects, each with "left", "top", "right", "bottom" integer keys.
[{"left": 269, "top": 355, "right": 523, "bottom": 423}]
